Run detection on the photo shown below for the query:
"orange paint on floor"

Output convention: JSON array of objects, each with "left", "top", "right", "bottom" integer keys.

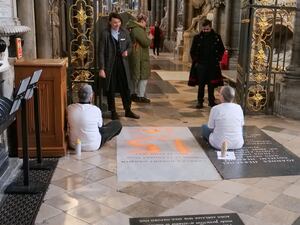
[
  {"left": 142, "top": 128, "right": 161, "bottom": 134},
  {"left": 175, "top": 139, "right": 190, "bottom": 155}
]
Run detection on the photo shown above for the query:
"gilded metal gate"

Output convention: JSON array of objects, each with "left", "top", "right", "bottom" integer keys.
[
  {"left": 237, "top": 0, "right": 296, "bottom": 114},
  {"left": 66, "top": 0, "right": 101, "bottom": 105}
]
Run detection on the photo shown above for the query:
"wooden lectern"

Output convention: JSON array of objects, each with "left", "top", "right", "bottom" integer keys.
[{"left": 14, "top": 59, "right": 67, "bottom": 157}]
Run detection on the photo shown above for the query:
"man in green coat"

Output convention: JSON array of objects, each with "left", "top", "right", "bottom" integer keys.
[{"left": 127, "top": 14, "right": 152, "bottom": 103}]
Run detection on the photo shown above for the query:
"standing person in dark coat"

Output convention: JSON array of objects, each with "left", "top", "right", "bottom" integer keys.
[
  {"left": 189, "top": 19, "right": 225, "bottom": 109},
  {"left": 99, "top": 12, "right": 140, "bottom": 120},
  {"left": 153, "top": 21, "right": 162, "bottom": 56}
]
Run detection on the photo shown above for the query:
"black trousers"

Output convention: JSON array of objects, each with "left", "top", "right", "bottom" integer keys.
[
  {"left": 197, "top": 82, "right": 215, "bottom": 105},
  {"left": 107, "top": 56, "right": 131, "bottom": 112},
  {"left": 153, "top": 42, "right": 160, "bottom": 55},
  {"left": 99, "top": 120, "right": 122, "bottom": 147}
]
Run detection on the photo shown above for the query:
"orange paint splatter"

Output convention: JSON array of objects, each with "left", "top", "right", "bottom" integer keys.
[
  {"left": 142, "top": 128, "right": 161, "bottom": 134},
  {"left": 128, "top": 138, "right": 161, "bottom": 155},
  {"left": 147, "top": 144, "right": 160, "bottom": 153},
  {"left": 175, "top": 139, "right": 189, "bottom": 155}
]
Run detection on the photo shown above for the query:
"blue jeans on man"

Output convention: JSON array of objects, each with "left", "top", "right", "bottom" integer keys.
[{"left": 201, "top": 124, "right": 213, "bottom": 141}]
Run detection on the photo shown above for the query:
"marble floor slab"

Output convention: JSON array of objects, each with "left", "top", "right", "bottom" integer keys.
[{"left": 117, "top": 127, "right": 221, "bottom": 182}]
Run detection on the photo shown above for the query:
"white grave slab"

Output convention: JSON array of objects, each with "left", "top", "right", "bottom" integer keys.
[{"left": 117, "top": 127, "right": 221, "bottom": 182}]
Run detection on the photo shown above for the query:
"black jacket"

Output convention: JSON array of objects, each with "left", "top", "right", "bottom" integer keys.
[
  {"left": 99, "top": 27, "right": 132, "bottom": 91},
  {"left": 189, "top": 30, "right": 225, "bottom": 86}
]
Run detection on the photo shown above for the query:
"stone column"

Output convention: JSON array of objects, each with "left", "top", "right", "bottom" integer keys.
[
  {"left": 12, "top": 0, "right": 21, "bottom": 25},
  {"left": 212, "top": 7, "right": 219, "bottom": 31},
  {"left": 167, "top": 0, "right": 171, "bottom": 40},
  {"left": 170, "top": 0, "right": 177, "bottom": 40},
  {"left": 17, "top": 0, "right": 37, "bottom": 59},
  {"left": 184, "top": 0, "right": 193, "bottom": 30},
  {"left": 279, "top": 0, "right": 300, "bottom": 119},
  {"left": 34, "top": 0, "right": 53, "bottom": 58},
  {"left": 227, "top": 0, "right": 241, "bottom": 69},
  {"left": 155, "top": 0, "right": 162, "bottom": 23},
  {"left": 151, "top": 0, "right": 156, "bottom": 25},
  {"left": 224, "top": 0, "right": 232, "bottom": 48}
]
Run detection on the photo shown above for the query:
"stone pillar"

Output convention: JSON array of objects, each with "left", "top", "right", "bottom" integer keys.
[
  {"left": 184, "top": 0, "right": 193, "bottom": 30},
  {"left": 278, "top": 0, "right": 300, "bottom": 119},
  {"left": 17, "top": 0, "right": 37, "bottom": 59},
  {"left": 12, "top": 0, "right": 21, "bottom": 25},
  {"left": 34, "top": 0, "right": 52, "bottom": 58},
  {"left": 228, "top": 0, "right": 241, "bottom": 69},
  {"left": 151, "top": 0, "right": 156, "bottom": 25},
  {"left": 170, "top": 0, "right": 177, "bottom": 40},
  {"left": 224, "top": 0, "right": 232, "bottom": 48},
  {"left": 167, "top": 0, "right": 171, "bottom": 40},
  {"left": 155, "top": 0, "right": 162, "bottom": 23},
  {"left": 182, "top": 0, "right": 196, "bottom": 63},
  {"left": 212, "top": 7, "right": 219, "bottom": 31}
]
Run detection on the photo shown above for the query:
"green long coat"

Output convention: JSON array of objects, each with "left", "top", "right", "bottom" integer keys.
[{"left": 127, "top": 20, "right": 151, "bottom": 81}]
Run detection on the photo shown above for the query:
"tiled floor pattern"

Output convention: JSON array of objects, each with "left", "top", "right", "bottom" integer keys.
[{"left": 36, "top": 53, "right": 300, "bottom": 225}]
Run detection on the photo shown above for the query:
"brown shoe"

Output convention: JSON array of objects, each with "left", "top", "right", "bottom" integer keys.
[{"left": 125, "top": 110, "right": 140, "bottom": 119}]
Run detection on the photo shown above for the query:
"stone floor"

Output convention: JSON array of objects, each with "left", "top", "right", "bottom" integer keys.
[{"left": 36, "top": 53, "right": 300, "bottom": 225}]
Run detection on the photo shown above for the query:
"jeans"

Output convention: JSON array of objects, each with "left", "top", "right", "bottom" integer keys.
[
  {"left": 201, "top": 124, "right": 213, "bottom": 141},
  {"left": 132, "top": 79, "right": 148, "bottom": 97}
]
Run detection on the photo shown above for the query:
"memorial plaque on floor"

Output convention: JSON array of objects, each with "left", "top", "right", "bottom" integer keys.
[
  {"left": 117, "top": 127, "right": 221, "bottom": 182},
  {"left": 130, "top": 213, "right": 245, "bottom": 225},
  {"left": 190, "top": 126, "right": 300, "bottom": 179}
]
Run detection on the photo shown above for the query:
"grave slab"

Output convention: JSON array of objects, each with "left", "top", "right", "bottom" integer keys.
[
  {"left": 130, "top": 213, "right": 245, "bottom": 225},
  {"left": 190, "top": 126, "right": 300, "bottom": 179},
  {"left": 117, "top": 127, "right": 221, "bottom": 182}
]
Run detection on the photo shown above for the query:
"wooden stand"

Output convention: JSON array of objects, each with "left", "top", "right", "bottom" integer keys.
[{"left": 14, "top": 59, "right": 67, "bottom": 157}]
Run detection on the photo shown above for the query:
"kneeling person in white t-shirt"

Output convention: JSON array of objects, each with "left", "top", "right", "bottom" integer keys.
[
  {"left": 67, "top": 84, "right": 122, "bottom": 151},
  {"left": 201, "top": 86, "right": 244, "bottom": 150}
]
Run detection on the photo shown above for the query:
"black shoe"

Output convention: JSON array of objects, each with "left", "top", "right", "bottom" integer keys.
[
  {"left": 111, "top": 111, "right": 119, "bottom": 120},
  {"left": 196, "top": 102, "right": 203, "bottom": 109},
  {"left": 125, "top": 110, "right": 140, "bottom": 119},
  {"left": 131, "top": 94, "right": 138, "bottom": 102},
  {"left": 139, "top": 97, "right": 151, "bottom": 103},
  {"left": 209, "top": 102, "right": 217, "bottom": 107}
]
